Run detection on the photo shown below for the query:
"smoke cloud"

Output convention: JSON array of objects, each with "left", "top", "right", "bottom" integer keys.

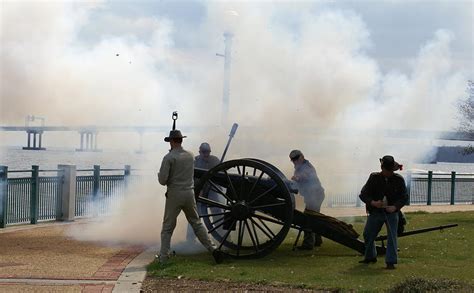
[{"left": 1, "top": 2, "right": 470, "bottom": 245}]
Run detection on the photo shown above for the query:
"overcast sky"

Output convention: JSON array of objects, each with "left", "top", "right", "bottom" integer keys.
[
  {"left": 77, "top": 0, "right": 473, "bottom": 76},
  {"left": 1, "top": 0, "right": 473, "bottom": 129}
]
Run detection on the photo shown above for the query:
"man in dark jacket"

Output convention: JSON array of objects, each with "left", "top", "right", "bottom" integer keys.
[{"left": 359, "top": 155, "right": 408, "bottom": 269}]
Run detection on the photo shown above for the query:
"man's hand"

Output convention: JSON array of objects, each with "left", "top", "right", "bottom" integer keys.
[
  {"left": 371, "top": 200, "right": 384, "bottom": 208},
  {"left": 385, "top": 206, "right": 397, "bottom": 213},
  {"left": 291, "top": 175, "right": 299, "bottom": 181}
]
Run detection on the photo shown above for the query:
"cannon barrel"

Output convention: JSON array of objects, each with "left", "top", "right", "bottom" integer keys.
[{"left": 375, "top": 224, "right": 458, "bottom": 241}]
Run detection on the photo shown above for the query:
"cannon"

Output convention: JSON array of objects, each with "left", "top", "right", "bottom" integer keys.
[{"left": 194, "top": 158, "right": 458, "bottom": 259}]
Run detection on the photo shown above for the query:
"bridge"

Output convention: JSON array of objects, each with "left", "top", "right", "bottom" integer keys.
[
  {"left": 0, "top": 125, "right": 171, "bottom": 152},
  {"left": 0, "top": 125, "right": 472, "bottom": 152}
]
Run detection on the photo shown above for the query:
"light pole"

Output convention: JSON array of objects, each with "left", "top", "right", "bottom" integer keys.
[{"left": 216, "top": 32, "right": 233, "bottom": 126}]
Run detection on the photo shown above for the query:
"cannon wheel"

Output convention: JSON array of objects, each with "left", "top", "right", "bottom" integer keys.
[{"left": 195, "top": 159, "right": 294, "bottom": 259}]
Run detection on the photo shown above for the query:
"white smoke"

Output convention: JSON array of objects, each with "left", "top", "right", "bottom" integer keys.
[{"left": 1, "top": 2, "right": 470, "bottom": 244}]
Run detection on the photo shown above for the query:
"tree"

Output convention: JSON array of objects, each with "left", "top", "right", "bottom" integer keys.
[{"left": 458, "top": 80, "right": 474, "bottom": 154}]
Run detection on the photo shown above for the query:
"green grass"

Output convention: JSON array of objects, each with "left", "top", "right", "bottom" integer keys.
[{"left": 148, "top": 211, "right": 474, "bottom": 292}]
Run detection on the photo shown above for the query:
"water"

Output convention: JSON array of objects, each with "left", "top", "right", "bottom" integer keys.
[
  {"left": 0, "top": 147, "right": 160, "bottom": 171},
  {"left": 2, "top": 147, "right": 474, "bottom": 173}
]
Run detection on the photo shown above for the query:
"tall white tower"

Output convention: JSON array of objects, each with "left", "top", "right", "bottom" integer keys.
[{"left": 217, "top": 32, "right": 233, "bottom": 125}]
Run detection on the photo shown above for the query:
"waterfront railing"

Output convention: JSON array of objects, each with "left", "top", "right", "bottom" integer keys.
[
  {"left": 0, "top": 166, "right": 473, "bottom": 228},
  {"left": 326, "top": 171, "right": 474, "bottom": 207},
  {"left": 0, "top": 165, "right": 130, "bottom": 228}
]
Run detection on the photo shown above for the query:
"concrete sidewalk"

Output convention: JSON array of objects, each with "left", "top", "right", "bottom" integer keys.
[
  {"left": 0, "top": 221, "right": 154, "bottom": 293},
  {"left": 0, "top": 205, "right": 472, "bottom": 292}
]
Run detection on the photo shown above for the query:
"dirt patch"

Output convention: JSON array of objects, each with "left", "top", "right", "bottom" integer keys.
[{"left": 141, "top": 276, "right": 331, "bottom": 292}]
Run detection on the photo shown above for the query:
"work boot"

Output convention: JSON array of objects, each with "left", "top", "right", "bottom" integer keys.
[
  {"left": 155, "top": 254, "right": 168, "bottom": 264},
  {"left": 296, "top": 245, "right": 313, "bottom": 251},
  {"left": 385, "top": 263, "right": 396, "bottom": 270},
  {"left": 212, "top": 249, "right": 224, "bottom": 264},
  {"left": 358, "top": 258, "right": 377, "bottom": 264}
]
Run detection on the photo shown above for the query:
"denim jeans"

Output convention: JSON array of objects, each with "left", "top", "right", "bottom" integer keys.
[{"left": 363, "top": 210, "right": 399, "bottom": 264}]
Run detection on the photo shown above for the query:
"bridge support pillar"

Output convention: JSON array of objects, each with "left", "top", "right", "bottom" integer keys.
[
  {"left": 76, "top": 131, "right": 101, "bottom": 152},
  {"left": 22, "top": 130, "right": 46, "bottom": 150}
]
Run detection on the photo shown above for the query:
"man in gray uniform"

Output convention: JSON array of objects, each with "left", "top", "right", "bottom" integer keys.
[
  {"left": 158, "top": 130, "right": 224, "bottom": 264},
  {"left": 186, "top": 142, "right": 221, "bottom": 241},
  {"left": 290, "top": 150, "right": 325, "bottom": 250}
]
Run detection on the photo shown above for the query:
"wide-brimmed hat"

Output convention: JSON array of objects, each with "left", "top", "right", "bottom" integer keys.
[
  {"left": 380, "top": 155, "right": 402, "bottom": 171},
  {"left": 164, "top": 130, "right": 186, "bottom": 142}
]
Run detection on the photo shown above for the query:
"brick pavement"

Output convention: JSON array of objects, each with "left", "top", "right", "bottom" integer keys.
[{"left": 0, "top": 222, "right": 145, "bottom": 292}]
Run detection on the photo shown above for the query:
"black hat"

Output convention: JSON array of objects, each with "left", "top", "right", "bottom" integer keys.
[
  {"left": 380, "top": 155, "right": 402, "bottom": 171},
  {"left": 164, "top": 130, "right": 186, "bottom": 142}
]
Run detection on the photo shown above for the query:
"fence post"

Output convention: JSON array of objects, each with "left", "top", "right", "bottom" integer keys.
[
  {"left": 406, "top": 171, "right": 412, "bottom": 206},
  {"left": 0, "top": 166, "right": 8, "bottom": 228},
  {"left": 93, "top": 165, "right": 100, "bottom": 217},
  {"left": 427, "top": 171, "right": 433, "bottom": 206},
  {"left": 30, "top": 165, "right": 39, "bottom": 224},
  {"left": 58, "top": 165, "right": 76, "bottom": 221},
  {"left": 93, "top": 165, "right": 100, "bottom": 198},
  {"left": 124, "top": 165, "right": 131, "bottom": 189},
  {"left": 450, "top": 171, "right": 456, "bottom": 205}
]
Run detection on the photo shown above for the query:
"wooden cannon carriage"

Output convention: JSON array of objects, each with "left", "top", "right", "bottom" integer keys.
[{"left": 194, "top": 158, "right": 457, "bottom": 259}]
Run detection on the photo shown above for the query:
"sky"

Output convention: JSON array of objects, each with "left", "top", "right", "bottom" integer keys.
[{"left": 0, "top": 0, "right": 473, "bottom": 161}]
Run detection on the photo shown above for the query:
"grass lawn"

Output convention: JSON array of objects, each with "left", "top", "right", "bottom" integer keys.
[{"left": 148, "top": 211, "right": 474, "bottom": 291}]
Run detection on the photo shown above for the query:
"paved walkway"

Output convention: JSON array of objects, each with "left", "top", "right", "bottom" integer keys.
[
  {"left": 0, "top": 221, "right": 155, "bottom": 293},
  {"left": 0, "top": 205, "right": 472, "bottom": 292}
]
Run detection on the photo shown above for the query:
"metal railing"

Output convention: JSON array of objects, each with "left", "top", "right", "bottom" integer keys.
[
  {"left": 75, "top": 166, "right": 129, "bottom": 217},
  {"left": 0, "top": 165, "right": 130, "bottom": 228},
  {"left": 325, "top": 171, "right": 474, "bottom": 207}
]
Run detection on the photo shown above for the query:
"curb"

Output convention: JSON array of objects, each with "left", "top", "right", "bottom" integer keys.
[{"left": 113, "top": 248, "right": 156, "bottom": 293}]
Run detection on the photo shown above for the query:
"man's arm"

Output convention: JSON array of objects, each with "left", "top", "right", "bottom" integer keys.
[
  {"left": 158, "top": 156, "right": 171, "bottom": 186},
  {"left": 393, "top": 178, "right": 408, "bottom": 211},
  {"left": 359, "top": 175, "right": 373, "bottom": 204},
  {"left": 359, "top": 174, "right": 384, "bottom": 209}
]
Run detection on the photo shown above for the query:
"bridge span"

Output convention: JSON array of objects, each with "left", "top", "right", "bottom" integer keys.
[{"left": 0, "top": 125, "right": 472, "bottom": 152}]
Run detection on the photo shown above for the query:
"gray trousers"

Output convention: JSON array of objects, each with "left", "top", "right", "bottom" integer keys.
[
  {"left": 160, "top": 189, "right": 216, "bottom": 259},
  {"left": 302, "top": 206, "right": 323, "bottom": 248}
]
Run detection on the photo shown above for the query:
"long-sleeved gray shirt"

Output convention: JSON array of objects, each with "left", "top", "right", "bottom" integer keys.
[
  {"left": 194, "top": 154, "right": 220, "bottom": 170},
  {"left": 158, "top": 146, "right": 194, "bottom": 191},
  {"left": 293, "top": 160, "right": 325, "bottom": 211}
]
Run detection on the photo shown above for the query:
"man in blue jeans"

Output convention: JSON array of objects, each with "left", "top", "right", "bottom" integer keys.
[{"left": 359, "top": 155, "right": 408, "bottom": 269}]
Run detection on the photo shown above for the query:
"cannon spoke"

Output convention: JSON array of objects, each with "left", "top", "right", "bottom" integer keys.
[
  {"left": 247, "top": 171, "right": 264, "bottom": 202},
  {"left": 218, "top": 219, "right": 236, "bottom": 250},
  {"left": 253, "top": 213, "right": 285, "bottom": 227},
  {"left": 199, "top": 211, "right": 230, "bottom": 218},
  {"left": 236, "top": 220, "right": 244, "bottom": 256},
  {"left": 224, "top": 170, "right": 239, "bottom": 200},
  {"left": 250, "top": 217, "right": 275, "bottom": 241},
  {"left": 240, "top": 165, "right": 246, "bottom": 200},
  {"left": 245, "top": 219, "right": 259, "bottom": 253},
  {"left": 248, "top": 184, "right": 277, "bottom": 205},
  {"left": 250, "top": 219, "right": 260, "bottom": 248},
  {"left": 257, "top": 217, "right": 277, "bottom": 238},
  {"left": 208, "top": 216, "right": 230, "bottom": 233},
  {"left": 251, "top": 200, "right": 286, "bottom": 210},
  {"left": 208, "top": 179, "right": 233, "bottom": 203},
  {"left": 197, "top": 197, "right": 230, "bottom": 210}
]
